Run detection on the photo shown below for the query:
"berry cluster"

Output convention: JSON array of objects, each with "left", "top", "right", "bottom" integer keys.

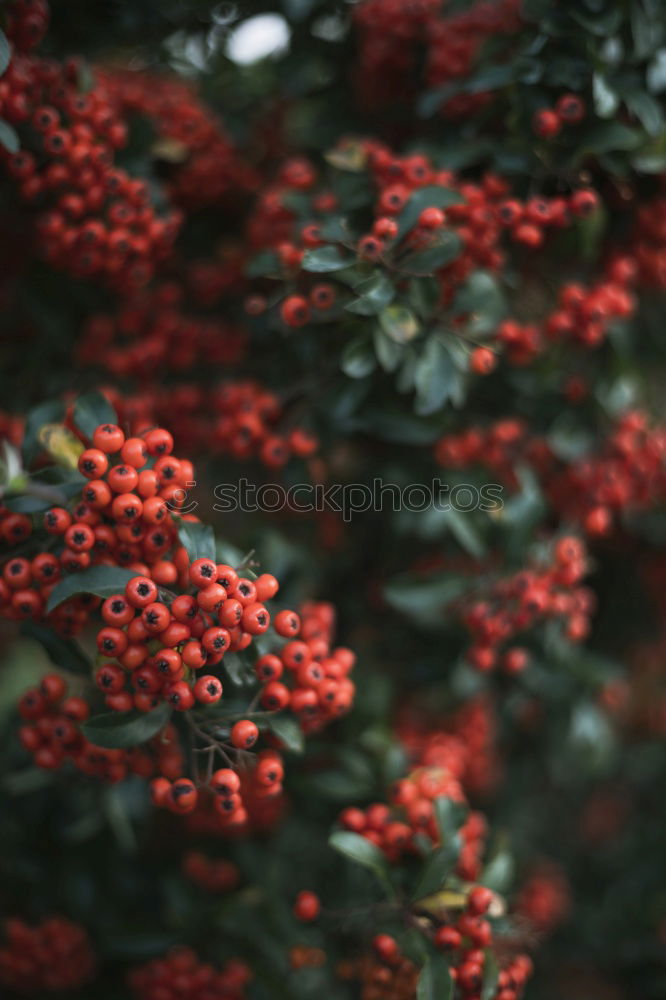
[
  {"left": 435, "top": 411, "right": 666, "bottom": 536},
  {"left": 339, "top": 764, "right": 487, "bottom": 880},
  {"left": 532, "top": 94, "right": 586, "bottom": 139},
  {"left": 459, "top": 537, "right": 592, "bottom": 673},
  {"left": 352, "top": 0, "right": 522, "bottom": 116},
  {"left": 182, "top": 851, "right": 240, "bottom": 893},
  {"left": 129, "top": 948, "right": 251, "bottom": 1000},
  {"left": 1, "top": 2, "right": 181, "bottom": 289},
  {"left": 98, "top": 69, "right": 258, "bottom": 210},
  {"left": 0, "top": 916, "right": 96, "bottom": 994},
  {"left": 18, "top": 674, "right": 184, "bottom": 779}
]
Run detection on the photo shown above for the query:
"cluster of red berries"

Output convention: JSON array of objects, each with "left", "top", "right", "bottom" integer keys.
[
  {"left": 254, "top": 600, "right": 356, "bottom": 732},
  {"left": 0, "top": 915, "right": 96, "bottom": 994},
  {"left": 630, "top": 189, "right": 666, "bottom": 287},
  {"left": 129, "top": 947, "right": 251, "bottom": 1000},
  {"left": 351, "top": 0, "right": 522, "bottom": 117},
  {"left": 339, "top": 765, "right": 486, "bottom": 881},
  {"left": 246, "top": 140, "right": 626, "bottom": 376},
  {"left": 532, "top": 94, "right": 586, "bottom": 139},
  {"left": 1, "top": 2, "right": 181, "bottom": 290},
  {"left": 435, "top": 411, "right": 666, "bottom": 536},
  {"left": 182, "top": 850, "right": 240, "bottom": 893},
  {"left": 17, "top": 674, "right": 184, "bottom": 779},
  {"left": 98, "top": 69, "right": 258, "bottom": 210},
  {"left": 459, "top": 537, "right": 592, "bottom": 673},
  {"left": 515, "top": 862, "right": 571, "bottom": 935},
  {"left": 78, "top": 292, "right": 247, "bottom": 379},
  {"left": 106, "top": 381, "right": 317, "bottom": 469}
]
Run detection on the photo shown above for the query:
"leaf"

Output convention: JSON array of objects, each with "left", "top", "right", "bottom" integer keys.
[
  {"left": 0, "top": 31, "right": 10, "bottom": 77},
  {"left": 481, "top": 847, "right": 515, "bottom": 894},
  {"left": 82, "top": 703, "right": 171, "bottom": 749},
  {"left": 345, "top": 272, "right": 395, "bottom": 315},
  {"left": 384, "top": 572, "right": 469, "bottom": 626},
  {"left": 222, "top": 650, "right": 256, "bottom": 686},
  {"left": 452, "top": 271, "right": 506, "bottom": 334},
  {"left": 329, "top": 831, "right": 391, "bottom": 884},
  {"left": 22, "top": 400, "right": 66, "bottom": 466},
  {"left": 46, "top": 566, "right": 137, "bottom": 613},
  {"left": 579, "top": 122, "right": 642, "bottom": 157},
  {"left": 412, "top": 837, "right": 461, "bottom": 900},
  {"left": 267, "top": 714, "right": 304, "bottom": 753},
  {"left": 414, "top": 340, "right": 464, "bottom": 415},
  {"left": 341, "top": 336, "right": 377, "bottom": 378},
  {"left": 72, "top": 392, "right": 118, "bottom": 442},
  {"left": 302, "top": 247, "right": 355, "bottom": 272},
  {"left": 401, "top": 232, "right": 462, "bottom": 274},
  {"left": 481, "top": 951, "right": 500, "bottom": 1000},
  {"left": 397, "top": 186, "right": 465, "bottom": 239},
  {"left": 373, "top": 326, "right": 403, "bottom": 372},
  {"left": 0, "top": 119, "right": 18, "bottom": 154},
  {"left": 379, "top": 305, "right": 420, "bottom": 344},
  {"left": 417, "top": 954, "right": 454, "bottom": 1000},
  {"left": 593, "top": 73, "right": 619, "bottom": 118},
  {"left": 434, "top": 796, "right": 467, "bottom": 842},
  {"left": 647, "top": 49, "right": 666, "bottom": 93},
  {"left": 441, "top": 506, "right": 486, "bottom": 559},
  {"left": 176, "top": 518, "right": 215, "bottom": 562},
  {"left": 625, "top": 89, "right": 664, "bottom": 136},
  {"left": 20, "top": 622, "right": 91, "bottom": 676},
  {"left": 245, "top": 250, "right": 281, "bottom": 277}
]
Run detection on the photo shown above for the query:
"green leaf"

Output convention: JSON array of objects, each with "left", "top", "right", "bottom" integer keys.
[
  {"left": 22, "top": 400, "right": 66, "bottom": 466},
  {"left": 417, "top": 954, "right": 454, "bottom": 1000},
  {"left": 452, "top": 271, "right": 506, "bottom": 334},
  {"left": 346, "top": 272, "right": 395, "bottom": 315},
  {"left": 0, "top": 31, "right": 11, "bottom": 77},
  {"left": 379, "top": 305, "right": 420, "bottom": 344},
  {"left": 302, "top": 247, "right": 355, "bottom": 272},
  {"left": 384, "top": 572, "right": 469, "bottom": 626},
  {"left": 267, "top": 714, "right": 305, "bottom": 753},
  {"left": 441, "top": 506, "right": 486, "bottom": 559},
  {"left": 222, "top": 649, "right": 256, "bottom": 686},
  {"left": 329, "top": 831, "right": 392, "bottom": 885},
  {"left": 341, "top": 336, "right": 377, "bottom": 378},
  {"left": 245, "top": 250, "right": 281, "bottom": 277},
  {"left": 20, "top": 622, "right": 91, "bottom": 676},
  {"left": 397, "top": 186, "right": 465, "bottom": 239},
  {"left": 176, "top": 518, "right": 215, "bottom": 562},
  {"left": 579, "top": 122, "right": 642, "bottom": 157},
  {"left": 412, "top": 837, "right": 461, "bottom": 900},
  {"left": 414, "top": 340, "right": 464, "bottom": 415},
  {"left": 0, "top": 119, "right": 18, "bottom": 154},
  {"left": 434, "top": 796, "right": 467, "bottom": 841},
  {"left": 373, "top": 326, "right": 403, "bottom": 372},
  {"left": 647, "top": 49, "right": 666, "bottom": 93},
  {"left": 626, "top": 89, "right": 664, "bottom": 136},
  {"left": 46, "top": 566, "right": 137, "bottom": 613},
  {"left": 401, "top": 232, "right": 462, "bottom": 274},
  {"left": 82, "top": 703, "right": 171, "bottom": 749},
  {"left": 593, "top": 73, "right": 619, "bottom": 118},
  {"left": 481, "top": 951, "right": 500, "bottom": 1000},
  {"left": 72, "top": 392, "right": 118, "bottom": 442},
  {"left": 481, "top": 846, "right": 515, "bottom": 894}
]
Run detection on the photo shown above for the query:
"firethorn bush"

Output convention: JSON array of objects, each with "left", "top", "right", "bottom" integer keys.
[{"left": 0, "top": 1, "right": 665, "bottom": 998}]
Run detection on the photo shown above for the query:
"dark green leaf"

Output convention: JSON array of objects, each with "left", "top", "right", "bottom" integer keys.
[
  {"left": 302, "top": 247, "right": 355, "bottom": 272},
  {"left": 0, "top": 119, "right": 18, "bottom": 154},
  {"left": 379, "top": 305, "right": 420, "bottom": 344},
  {"left": 72, "top": 392, "right": 118, "bottom": 442},
  {"left": 452, "top": 271, "right": 506, "bottom": 334},
  {"left": 341, "top": 336, "right": 376, "bottom": 378},
  {"left": 0, "top": 31, "right": 10, "bottom": 77},
  {"left": 373, "top": 326, "right": 403, "bottom": 372},
  {"left": 20, "top": 622, "right": 91, "bottom": 676},
  {"left": 384, "top": 572, "right": 469, "bottom": 626},
  {"left": 579, "top": 122, "right": 642, "bottom": 157},
  {"left": 267, "top": 714, "right": 305, "bottom": 753},
  {"left": 22, "top": 400, "right": 66, "bottom": 467},
  {"left": 434, "top": 796, "right": 468, "bottom": 842},
  {"left": 176, "top": 518, "right": 216, "bottom": 562},
  {"left": 329, "top": 831, "right": 391, "bottom": 882},
  {"left": 626, "top": 89, "right": 663, "bottom": 136},
  {"left": 46, "top": 566, "right": 137, "bottom": 613},
  {"left": 417, "top": 954, "right": 454, "bottom": 1000},
  {"left": 412, "top": 836, "right": 461, "bottom": 900},
  {"left": 82, "top": 703, "right": 171, "bottom": 749},
  {"left": 245, "top": 250, "right": 281, "bottom": 277},
  {"left": 481, "top": 952, "right": 500, "bottom": 1000},
  {"left": 346, "top": 272, "right": 395, "bottom": 315},
  {"left": 414, "top": 339, "right": 464, "bottom": 415}
]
